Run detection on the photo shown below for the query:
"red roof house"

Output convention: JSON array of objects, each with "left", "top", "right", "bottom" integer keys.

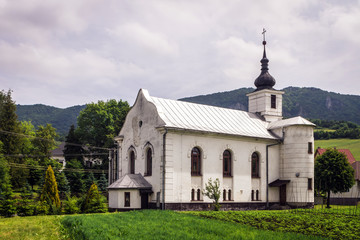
[{"left": 315, "top": 148, "right": 356, "bottom": 164}]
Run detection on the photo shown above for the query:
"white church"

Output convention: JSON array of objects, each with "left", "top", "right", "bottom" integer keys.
[{"left": 108, "top": 38, "right": 315, "bottom": 210}]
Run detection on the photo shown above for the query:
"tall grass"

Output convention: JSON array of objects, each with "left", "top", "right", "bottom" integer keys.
[
  {"left": 0, "top": 215, "right": 67, "bottom": 240},
  {"left": 188, "top": 209, "right": 359, "bottom": 240},
  {"left": 61, "top": 210, "right": 325, "bottom": 240}
]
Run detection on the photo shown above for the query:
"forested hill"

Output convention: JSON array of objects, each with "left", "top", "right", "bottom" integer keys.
[
  {"left": 180, "top": 87, "right": 360, "bottom": 125},
  {"left": 16, "top": 104, "right": 86, "bottom": 138},
  {"left": 15, "top": 87, "right": 360, "bottom": 137}
]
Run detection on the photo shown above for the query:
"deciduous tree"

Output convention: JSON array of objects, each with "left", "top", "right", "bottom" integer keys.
[
  {"left": 315, "top": 148, "right": 355, "bottom": 208},
  {"left": 202, "top": 178, "right": 221, "bottom": 211},
  {"left": 76, "top": 99, "right": 130, "bottom": 169}
]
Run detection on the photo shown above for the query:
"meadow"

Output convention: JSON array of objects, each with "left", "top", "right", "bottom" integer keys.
[
  {"left": 315, "top": 138, "right": 360, "bottom": 160},
  {"left": 2, "top": 207, "right": 360, "bottom": 240}
]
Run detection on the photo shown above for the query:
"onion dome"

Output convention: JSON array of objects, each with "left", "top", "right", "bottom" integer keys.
[{"left": 254, "top": 36, "right": 276, "bottom": 91}]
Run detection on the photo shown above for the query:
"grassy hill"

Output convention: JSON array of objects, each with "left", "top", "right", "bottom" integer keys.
[
  {"left": 181, "top": 87, "right": 360, "bottom": 125},
  {"left": 315, "top": 139, "right": 360, "bottom": 160}
]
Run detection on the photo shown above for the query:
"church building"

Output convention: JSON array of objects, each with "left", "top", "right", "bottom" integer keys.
[{"left": 108, "top": 38, "right": 315, "bottom": 210}]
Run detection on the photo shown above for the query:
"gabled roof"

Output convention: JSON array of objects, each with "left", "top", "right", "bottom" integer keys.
[
  {"left": 107, "top": 173, "right": 152, "bottom": 190},
  {"left": 315, "top": 148, "right": 356, "bottom": 164},
  {"left": 140, "top": 89, "right": 278, "bottom": 140},
  {"left": 267, "top": 116, "right": 315, "bottom": 130}
]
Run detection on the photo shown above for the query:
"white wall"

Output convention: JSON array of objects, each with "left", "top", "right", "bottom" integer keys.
[
  {"left": 164, "top": 131, "right": 281, "bottom": 204},
  {"left": 281, "top": 125, "right": 315, "bottom": 204},
  {"left": 108, "top": 189, "right": 141, "bottom": 209}
]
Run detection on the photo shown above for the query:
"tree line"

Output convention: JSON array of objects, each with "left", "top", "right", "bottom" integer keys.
[
  {"left": 311, "top": 119, "right": 360, "bottom": 140},
  {"left": 0, "top": 89, "right": 130, "bottom": 217}
]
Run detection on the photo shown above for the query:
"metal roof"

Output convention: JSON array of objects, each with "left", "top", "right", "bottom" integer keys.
[
  {"left": 267, "top": 116, "right": 315, "bottom": 130},
  {"left": 141, "top": 89, "right": 278, "bottom": 140},
  {"left": 107, "top": 173, "right": 152, "bottom": 190}
]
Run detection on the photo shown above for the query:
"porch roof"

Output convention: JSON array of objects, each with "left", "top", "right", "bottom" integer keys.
[
  {"left": 269, "top": 179, "right": 290, "bottom": 187},
  {"left": 107, "top": 173, "right": 152, "bottom": 190}
]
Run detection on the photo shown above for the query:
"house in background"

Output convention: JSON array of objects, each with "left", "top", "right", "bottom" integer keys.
[
  {"left": 315, "top": 147, "right": 360, "bottom": 205},
  {"left": 108, "top": 39, "right": 315, "bottom": 211},
  {"left": 51, "top": 142, "right": 103, "bottom": 168}
]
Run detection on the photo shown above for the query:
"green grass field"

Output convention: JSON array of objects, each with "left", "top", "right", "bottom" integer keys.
[
  {"left": 1, "top": 207, "right": 359, "bottom": 239},
  {"left": 315, "top": 138, "right": 360, "bottom": 160},
  {"left": 0, "top": 215, "right": 67, "bottom": 240}
]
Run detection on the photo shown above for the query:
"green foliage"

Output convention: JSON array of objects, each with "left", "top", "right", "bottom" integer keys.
[
  {"left": 76, "top": 99, "right": 130, "bottom": 169},
  {"left": 17, "top": 187, "right": 36, "bottom": 217},
  {"left": 84, "top": 172, "right": 97, "bottom": 190},
  {"left": 33, "top": 124, "right": 58, "bottom": 165},
  {"left": 315, "top": 138, "right": 360, "bottom": 160},
  {"left": 61, "top": 210, "right": 325, "bottom": 240},
  {"left": 65, "top": 159, "right": 85, "bottom": 195},
  {"left": 188, "top": 209, "right": 360, "bottom": 240},
  {"left": 181, "top": 87, "right": 360, "bottom": 125},
  {"left": 97, "top": 172, "right": 108, "bottom": 192},
  {"left": 80, "top": 183, "right": 107, "bottom": 213},
  {"left": 56, "top": 171, "right": 70, "bottom": 198},
  {"left": 34, "top": 201, "right": 50, "bottom": 215},
  {"left": 0, "top": 90, "right": 21, "bottom": 156},
  {"left": 315, "top": 148, "right": 355, "bottom": 208},
  {"left": 41, "top": 165, "right": 61, "bottom": 210},
  {"left": 63, "top": 125, "right": 85, "bottom": 162},
  {"left": 202, "top": 178, "right": 221, "bottom": 211},
  {"left": 0, "top": 146, "right": 16, "bottom": 217},
  {"left": 62, "top": 194, "right": 80, "bottom": 214},
  {"left": 16, "top": 104, "right": 86, "bottom": 139}
]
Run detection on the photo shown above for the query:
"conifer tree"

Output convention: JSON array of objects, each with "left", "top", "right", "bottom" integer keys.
[
  {"left": 64, "top": 125, "right": 85, "bottom": 162},
  {"left": 0, "top": 142, "right": 16, "bottom": 217},
  {"left": 84, "top": 172, "right": 97, "bottom": 190},
  {"left": 65, "top": 159, "right": 85, "bottom": 195},
  {"left": 97, "top": 172, "right": 108, "bottom": 192},
  {"left": 41, "top": 165, "right": 60, "bottom": 208},
  {"left": 81, "top": 183, "right": 107, "bottom": 213}
]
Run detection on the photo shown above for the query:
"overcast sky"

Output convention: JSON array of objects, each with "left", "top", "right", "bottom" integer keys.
[{"left": 1, "top": 0, "right": 359, "bottom": 108}]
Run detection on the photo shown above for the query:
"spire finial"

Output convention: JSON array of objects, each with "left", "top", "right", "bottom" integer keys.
[
  {"left": 254, "top": 28, "right": 276, "bottom": 91},
  {"left": 262, "top": 28, "right": 266, "bottom": 44}
]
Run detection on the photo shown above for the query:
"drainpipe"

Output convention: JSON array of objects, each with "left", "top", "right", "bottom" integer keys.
[{"left": 162, "top": 128, "right": 168, "bottom": 210}]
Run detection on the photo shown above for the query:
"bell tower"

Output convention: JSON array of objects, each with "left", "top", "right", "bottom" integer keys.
[{"left": 246, "top": 29, "right": 284, "bottom": 122}]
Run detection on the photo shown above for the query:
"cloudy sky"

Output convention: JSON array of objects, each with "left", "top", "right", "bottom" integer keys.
[{"left": 1, "top": 0, "right": 359, "bottom": 108}]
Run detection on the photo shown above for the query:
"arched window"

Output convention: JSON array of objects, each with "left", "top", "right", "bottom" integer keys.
[
  {"left": 130, "top": 150, "right": 135, "bottom": 174},
  {"left": 251, "top": 152, "right": 260, "bottom": 178},
  {"left": 251, "top": 190, "right": 255, "bottom": 201},
  {"left": 145, "top": 148, "right": 152, "bottom": 176},
  {"left": 228, "top": 189, "right": 231, "bottom": 201},
  {"left": 223, "top": 189, "right": 226, "bottom": 201},
  {"left": 223, "top": 150, "right": 232, "bottom": 177},
  {"left": 197, "top": 189, "right": 201, "bottom": 200},
  {"left": 191, "top": 189, "right": 195, "bottom": 201},
  {"left": 256, "top": 190, "right": 259, "bottom": 201},
  {"left": 191, "top": 147, "right": 201, "bottom": 176}
]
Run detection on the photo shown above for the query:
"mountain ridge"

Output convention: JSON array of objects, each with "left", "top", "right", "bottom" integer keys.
[{"left": 15, "top": 87, "right": 360, "bottom": 138}]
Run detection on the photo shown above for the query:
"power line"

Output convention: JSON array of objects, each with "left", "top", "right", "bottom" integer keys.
[
  {"left": 0, "top": 129, "right": 114, "bottom": 151},
  {"left": 8, "top": 162, "right": 108, "bottom": 174},
  {"left": 3, "top": 153, "right": 109, "bottom": 158}
]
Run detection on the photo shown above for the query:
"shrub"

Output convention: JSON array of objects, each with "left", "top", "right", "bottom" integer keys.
[
  {"left": 63, "top": 194, "right": 80, "bottom": 214},
  {"left": 34, "top": 201, "right": 49, "bottom": 215},
  {"left": 80, "top": 183, "right": 107, "bottom": 213}
]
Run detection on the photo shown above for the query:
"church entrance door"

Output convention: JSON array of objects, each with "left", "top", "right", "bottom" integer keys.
[{"left": 141, "top": 193, "right": 149, "bottom": 209}]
